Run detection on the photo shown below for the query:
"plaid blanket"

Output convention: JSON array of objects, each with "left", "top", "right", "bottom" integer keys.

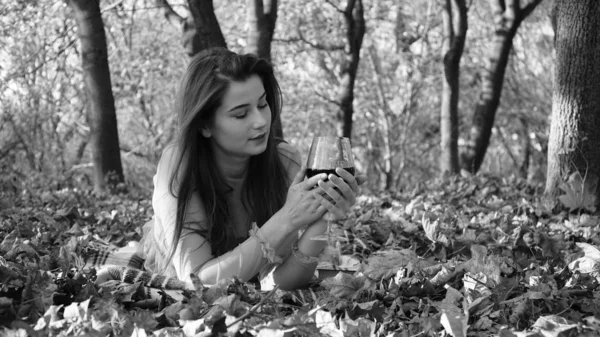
[{"left": 82, "top": 244, "right": 193, "bottom": 292}]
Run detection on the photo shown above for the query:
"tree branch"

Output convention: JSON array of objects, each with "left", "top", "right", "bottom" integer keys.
[
  {"left": 267, "top": 0, "right": 278, "bottom": 22},
  {"left": 323, "top": 0, "right": 345, "bottom": 14},
  {"left": 505, "top": 0, "right": 518, "bottom": 22},
  {"left": 344, "top": 0, "right": 357, "bottom": 17},
  {"left": 520, "top": 0, "right": 543, "bottom": 19},
  {"left": 154, "top": 0, "right": 185, "bottom": 28},
  {"left": 101, "top": 0, "right": 124, "bottom": 13},
  {"left": 315, "top": 91, "right": 341, "bottom": 107},
  {"left": 294, "top": 25, "right": 345, "bottom": 50}
]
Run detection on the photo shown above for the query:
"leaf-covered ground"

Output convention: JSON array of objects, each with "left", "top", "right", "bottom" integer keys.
[{"left": 2, "top": 173, "right": 600, "bottom": 336}]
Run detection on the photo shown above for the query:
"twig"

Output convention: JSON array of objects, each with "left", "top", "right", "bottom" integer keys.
[
  {"left": 323, "top": 0, "right": 345, "bottom": 14},
  {"left": 226, "top": 284, "right": 280, "bottom": 328},
  {"left": 101, "top": 0, "right": 124, "bottom": 13}
]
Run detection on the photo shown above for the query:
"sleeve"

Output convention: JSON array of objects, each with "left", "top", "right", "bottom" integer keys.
[{"left": 151, "top": 145, "right": 289, "bottom": 286}]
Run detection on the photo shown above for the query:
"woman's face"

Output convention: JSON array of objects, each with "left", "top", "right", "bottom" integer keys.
[{"left": 203, "top": 75, "right": 271, "bottom": 160}]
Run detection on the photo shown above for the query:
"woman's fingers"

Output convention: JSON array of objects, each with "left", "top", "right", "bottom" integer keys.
[
  {"left": 335, "top": 168, "right": 360, "bottom": 194},
  {"left": 318, "top": 178, "right": 347, "bottom": 206},
  {"left": 303, "top": 172, "right": 327, "bottom": 190},
  {"left": 315, "top": 192, "right": 345, "bottom": 219}
]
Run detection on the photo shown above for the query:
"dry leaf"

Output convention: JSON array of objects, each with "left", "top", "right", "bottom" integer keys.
[
  {"left": 363, "top": 249, "right": 418, "bottom": 280},
  {"left": 320, "top": 272, "right": 371, "bottom": 299}
]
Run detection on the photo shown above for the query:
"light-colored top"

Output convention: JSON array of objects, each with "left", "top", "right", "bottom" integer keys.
[{"left": 140, "top": 142, "right": 302, "bottom": 286}]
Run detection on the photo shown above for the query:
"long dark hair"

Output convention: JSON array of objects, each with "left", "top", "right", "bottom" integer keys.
[{"left": 166, "top": 48, "right": 289, "bottom": 264}]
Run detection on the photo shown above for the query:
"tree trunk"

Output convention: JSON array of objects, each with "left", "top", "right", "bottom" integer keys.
[
  {"left": 187, "top": 0, "right": 227, "bottom": 53},
  {"left": 245, "top": 0, "right": 283, "bottom": 139},
  {"left": 69, "top": 0, "right": 124, "bottom": 194},
  {"left": 337, "top": 0, "right": 365, "bottom": 139},
  {"left": 460, "top": 0, "right": 543, "bottom": 173},
  {"left": 245, "top": 0, "right": 277, "bottom": 62},
  {"left": 439, "top": 0, "right": 467, "bottom": 175},
  {"left": 545, "top": 0, "right": 600, "bottom": 202},
  {"left": 155, "top": 0, "right": 226, "bottom": 56}
]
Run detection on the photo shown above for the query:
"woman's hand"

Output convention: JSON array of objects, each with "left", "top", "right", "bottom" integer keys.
[
  {"left": 315, "top": 168, "right": 365, "bottom": 220},
  {"left": 281, "top": 165, "right": 329, "bottom": 231}
]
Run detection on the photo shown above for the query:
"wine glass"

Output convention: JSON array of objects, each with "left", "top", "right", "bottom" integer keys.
[{"left": 306, "top": 136, "right": 355, "bottom": 241}]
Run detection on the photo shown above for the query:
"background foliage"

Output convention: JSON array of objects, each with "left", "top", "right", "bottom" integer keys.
[{"left": 0, "top": 0, "right": 553, "bottom": 193}]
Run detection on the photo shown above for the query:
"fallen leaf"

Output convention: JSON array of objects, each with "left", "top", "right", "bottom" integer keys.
[{"left": 363, "top": 249, "right": 418, "bottom": 280}]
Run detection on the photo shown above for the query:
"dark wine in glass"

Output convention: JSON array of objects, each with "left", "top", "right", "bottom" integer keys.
[{"left": 305, "top": 136, "right": 355, "bottom": 241}]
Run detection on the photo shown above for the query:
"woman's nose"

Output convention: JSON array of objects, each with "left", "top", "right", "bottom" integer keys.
[{"left": 251, "top": 107, "right": 268, "bottom": 128}]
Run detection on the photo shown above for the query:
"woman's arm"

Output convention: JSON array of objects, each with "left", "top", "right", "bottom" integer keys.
[
  {"left": 271, "top": 217, "right": 327, "bottom": 289},
  {"left": 151, "top": 145, "right": 327, "bottom": 286}
]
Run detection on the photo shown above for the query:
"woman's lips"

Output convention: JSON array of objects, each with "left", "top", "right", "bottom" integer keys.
[{"left": 250, "top": 133, "right": 267, "bottom": 140}]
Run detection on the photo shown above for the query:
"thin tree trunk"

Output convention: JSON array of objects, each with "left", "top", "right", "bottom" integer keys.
[
  {"left": 440, "top": 0, "right": 467, "bottom": 175},
  {"left": 187, "top": 0, "right": 227, "bottom": 53},
  {"left": 368, "top": 46, "right": 394, "bottom": 190},
  {"left": 337, "top": 0, "right": 365, "bottom": 139},
  {"left": 155, "top": 0, "right": 226, "bottom": 56},
  {"left": 69, "top": 0, "right": 124, "bottom": 193},
  {"left": 545, "top": 0, "right": 600, "bottom": 202},
  {"left": 245, "top": 0, "right": 283, "bottom": 139},
  {"left": 460, "top": 0, "right": 543, "bottom": 173},
  {"left": 520, "top": 117, "right": 530, "bottom": 179},
  {"left": 246, "top": 0, "right": 277, "bottom": 62}
]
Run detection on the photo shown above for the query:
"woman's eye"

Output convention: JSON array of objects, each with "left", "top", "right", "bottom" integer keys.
[
  {"left": 258, "top": 103, "right": 268, "bottom": 109},
  {"left": 235, "top": 112, "right": 247, "bottom": 119}
]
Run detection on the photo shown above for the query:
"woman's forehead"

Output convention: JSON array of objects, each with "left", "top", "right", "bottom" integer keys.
[{"left": 220, "top": 75, "right": 265, "bottom": 112}]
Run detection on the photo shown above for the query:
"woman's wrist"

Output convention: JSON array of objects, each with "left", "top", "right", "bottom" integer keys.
[
  {"left": 276, "top": 207, "right": 299, "bottom": 234},
  {"left": 297, "top": 218, "right": 327, "bottom": 256}
]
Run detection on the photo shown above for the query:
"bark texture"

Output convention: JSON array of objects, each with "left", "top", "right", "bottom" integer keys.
[
  {"left": 246, "top": 0, "right": 277, "bottom": 62},
  {"left": 460, "top": 0, "right": 542, "bottom": 173},
  {"left": 69, "top": 0, "right": 124, "bottom": 193},
  {"left": 155, "top": 0, "right": 226, "bottom": 56},
  {"left": 337, "top": 0, "right": 365, "bottom": 139},
  {"left": 545, "top": 0, "right": 600, "bottom": 201},
  {"left": 440, "top": 0, "right": 467, "bottom": 175}
]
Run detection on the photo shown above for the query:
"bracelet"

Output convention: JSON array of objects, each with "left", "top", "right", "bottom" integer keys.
[
  {"left": 249, "top": 222, "right": 283, "bottom": 264},
  {"left": 291, "top": 242, "right": 319, "bottom": 266}
]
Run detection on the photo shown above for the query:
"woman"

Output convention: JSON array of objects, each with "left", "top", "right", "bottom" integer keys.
[{"left": 141, "top": 47, "right": 362, "bottom": 290}]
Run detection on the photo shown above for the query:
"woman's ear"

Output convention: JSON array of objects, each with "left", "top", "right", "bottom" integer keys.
[{"left": 201, "top": 127, "right": 212, "bottom": 138}]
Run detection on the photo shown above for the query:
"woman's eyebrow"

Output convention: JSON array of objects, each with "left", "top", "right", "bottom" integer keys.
[{"left": 227, "top": 92, "right": 267, "bottom": 112}]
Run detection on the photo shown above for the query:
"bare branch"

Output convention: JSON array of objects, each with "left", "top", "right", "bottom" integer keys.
[
  {"left": 492, "top": 0, "right": 505, "bottom": 16},
  {"left": 266, "top": 0, "right": 278, "bottom": 22},
  {"left": 323, "top": 0, "right": 345, "bottom": 14},
  {"left": 505, "top": 0, "right": 518, "bottom": 22},
  {"left": 520, "top": 0, "right": 543, "bottom": 19},
  {"left": 154, "top": 0, "right": 185, "bottom": 27},
  {"left": 101, "top": 0, "right": 124, "bottom": 13},
  {"left": 295, "top": 25, "right": 345, "bottom": 50},
  {"left": 315, "top": 90, "right": 341, "bottom": 107}
]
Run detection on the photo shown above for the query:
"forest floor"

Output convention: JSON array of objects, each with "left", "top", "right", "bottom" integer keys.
[{"left": 1, "top": 172, "right": 600, "bottom": 337}]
